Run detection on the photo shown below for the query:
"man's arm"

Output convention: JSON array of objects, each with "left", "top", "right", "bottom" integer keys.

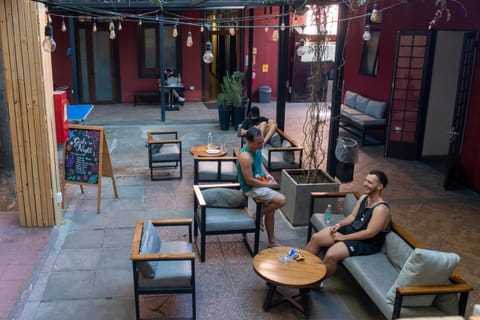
[
  {"left": 333, "top": 204, "right": 390, "bottom": 241},
  {"left": 331, "top": 195, "right": 365, "bottom": 231}
]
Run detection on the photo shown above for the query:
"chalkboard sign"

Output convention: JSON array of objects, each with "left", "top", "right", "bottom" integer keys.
[
  {"left": 65, "top": 127, "right": 101, "bottom": 184},
  {"left": 62, "top": 125, "right": 118, "bottom": 214}
]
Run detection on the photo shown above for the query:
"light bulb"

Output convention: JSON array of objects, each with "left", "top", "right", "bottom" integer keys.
[
  {"left": 186, "top": 31, "right": 193, "bottom": 47},
  {"left": 200, "top": 25, "right": 204, "bottom": 32},
  {"left": 138, "top": 19, "right": 142, "bottom": 26},
  {"left": 109, "top": 30, "right": 116, "bottom": 40},
  {"left": 297, "top": 39, "right": 306, "bottom": 56},
  {"left": 109, "top": 21, "right": 115, "bottom": 31},
  {"left": 117, "top": 20, "right": 122, "bottom": 31},
  {"left": 42, "top": 24, "right": 56, "bottom": 53},
  {"left": 370, "top": 4, "right": 380, "bottom": 23},
  {"left": 61, "top": 19, "right": 67, "bottom": 32},
  {"left": 264, "top": 23, "right": 269, "bottom": 32},
  {"left": 229, "top": 26, "right": 236, "bottom": 36},
  {"left": 203, "top": 41, "right": 214, "bottom": 64},
  {"left": 172, "top": 25, "right": 178, "bottom": 38},
  {"left": 272, "top": 28, "right": 279, "bottom": 42},
  {"left": 362, "top": 25, "right": 371, "bottom": 41},
  {"left": 280, "top": 21, "right": 286, "bottom": 31},
  {"left": 92, "top": 21, "right": 97, "bottom": 32}
]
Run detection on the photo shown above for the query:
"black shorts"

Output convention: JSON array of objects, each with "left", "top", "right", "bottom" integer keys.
[{"left": 337, "top": 225, "right": 382, "bottom": 257}]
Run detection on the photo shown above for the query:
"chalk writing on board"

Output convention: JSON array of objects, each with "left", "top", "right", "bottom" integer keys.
[{"left": 64, "top": 128, "right": 100, "bottom": 184}]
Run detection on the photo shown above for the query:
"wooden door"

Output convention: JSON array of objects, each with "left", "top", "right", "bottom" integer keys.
[
  {"left": 444, "top": 32, "right": 478, "bottom": 189},
  {"left": 386, "top": 31, "right": 435, "bottom": 160}
]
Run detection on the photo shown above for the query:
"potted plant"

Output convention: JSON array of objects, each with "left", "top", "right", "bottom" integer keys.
[
  {"left": 217, "top": 91, "right": 232, "bottom": 131},
  {"left": 217, "top": 73, "right": 242, "bottom": 130},
  {"left": 279, "top": 5, "right": 340, "bottom": 226},
  {"left": 231, "top": 71, "right": 248, "bottom": 128}
]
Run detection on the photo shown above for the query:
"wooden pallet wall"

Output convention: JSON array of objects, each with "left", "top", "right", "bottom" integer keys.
[{"left": 0, "top": 0, "right": 61, "bottom": 227}]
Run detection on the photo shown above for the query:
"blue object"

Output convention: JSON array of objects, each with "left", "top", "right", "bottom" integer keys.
[{"left": 67, "top": 104, "right": 94, "bottom": 122}]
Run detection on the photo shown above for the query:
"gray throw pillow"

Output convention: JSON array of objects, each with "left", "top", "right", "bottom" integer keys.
[
  {"left": 202, "top": 188, "right": 247, "bottom": 208},
  {"left": 386, "top": 248, "right": 460, "bottom": 307},
  {"left": 344, "top": 91, "right": 358, "bottom": 108},
  {"left": 365, "top": 99, "right": 387, "bottom": 119},
  {"left": 138, "top": 221, "right": 162, "bottom": 279}
]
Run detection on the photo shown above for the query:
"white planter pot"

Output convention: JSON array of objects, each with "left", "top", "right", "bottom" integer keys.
[{"left": 280, "top": 169, "right": 340, "bottom": 226}]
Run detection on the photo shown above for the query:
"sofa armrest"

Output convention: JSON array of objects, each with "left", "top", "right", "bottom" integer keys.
[{"left": 393, "top": 283, "right": 473, "bottom": 319}]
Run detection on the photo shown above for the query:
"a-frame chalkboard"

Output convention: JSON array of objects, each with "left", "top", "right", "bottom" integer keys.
[{"left": 62, "top": 125, "right": 118, "bottom": 213}]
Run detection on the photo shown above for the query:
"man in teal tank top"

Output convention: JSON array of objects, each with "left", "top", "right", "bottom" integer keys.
[{"left": 237, "top": 127, "right": 286, "bottom": 247}]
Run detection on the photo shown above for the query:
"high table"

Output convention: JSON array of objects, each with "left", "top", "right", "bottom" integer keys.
[
  {"left": 253, "top": 246, "right": 326, "bottom": 317},
  {"left": 165, "top": 83, "right": 184, "bottom": 111},
  {"left": 67, "top": 104, "right": 94, "bottom": 123}
]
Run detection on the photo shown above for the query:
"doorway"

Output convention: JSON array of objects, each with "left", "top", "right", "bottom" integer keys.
[{"left": 76, "top": 22, "right": 119, "bottom": 104}]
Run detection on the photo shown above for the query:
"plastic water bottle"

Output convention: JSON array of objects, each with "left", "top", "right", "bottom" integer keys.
[
  {"left": 324, "top": 204, "right": 332, "bottom": 225},
  {"left": 207, "top": 132, "right": 213, "bottom": 150}
]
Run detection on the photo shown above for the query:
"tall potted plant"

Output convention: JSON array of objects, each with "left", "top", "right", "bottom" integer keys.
[
  {"left": 231, "top": 71, "right": 248, "bottom": 128},
  {"left": 217, "top": 73, "right": 241, "bottom": 130},
  {"left": 280, "top": 5, "right": 340, "bottom": 226}
]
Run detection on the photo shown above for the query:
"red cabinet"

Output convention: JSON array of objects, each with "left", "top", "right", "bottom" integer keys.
[{"left": 53, "top": 90, "right": 69, "bottom": 144}]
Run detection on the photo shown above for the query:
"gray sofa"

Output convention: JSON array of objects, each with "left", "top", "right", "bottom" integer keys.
[
  {"left": 307, "top": 192, "right": 472, "bottom": 320},
  {"left": 238, "top": 127, "right": 303, "bottom": 172},
  {"left": 340, "top": 90, "right": 387, "bottom": 145}
]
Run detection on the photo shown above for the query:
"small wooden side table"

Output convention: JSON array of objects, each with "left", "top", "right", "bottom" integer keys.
[
  {"left": 190, "top": 144, "right": 227, "bottom": 157},
  {"left": 252, "top": 246, "right": 326, "bottom": 317}
]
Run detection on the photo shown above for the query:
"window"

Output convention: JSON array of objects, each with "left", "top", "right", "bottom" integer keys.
[
  {"left": 359, "top": 30, "right": 380, "bottom": 76},
  {"left": 137, "top": 24, "right": 178, "bottom": 77}
]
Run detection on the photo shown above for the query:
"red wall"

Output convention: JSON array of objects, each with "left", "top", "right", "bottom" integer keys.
[{"left": 343, "top": 0, "right": 480, "bottom": 189}]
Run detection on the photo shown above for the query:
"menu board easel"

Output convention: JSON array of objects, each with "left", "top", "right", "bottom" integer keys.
[{"left": 62, "top": 125, "right": 118, "bottom": 213}]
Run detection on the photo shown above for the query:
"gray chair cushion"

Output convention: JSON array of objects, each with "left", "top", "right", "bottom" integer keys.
[
  {"left": 151, "top": 144, "right": 181, "bottom": 161},
  {"left": 269, "top": 132, "right": 282, "bottom": 147},
  {"left": 366, "top": 99, "right": 387, "bottom": 119},
  {"left": 385, "top": 231, "right": 414, "bottom": 271},
  {"left": 386, "top": 248, "right": 460, "bottom": 307},
  {"left": 350, "top": 114, "right": 386, "bottom": 126},
  {"left": 198, "top": 161, "right": 237, "bottom": 182},
  {"left": 138, "top": 221, "right": 162, "bottom": 279},
  {"left": 202, "top": 188, "right": 247, "bottom": 208},
  {"left": 343, "top": 194, "right": 358, "bottom": 216},
  {"left": 355, "top": 95, "right": 369, "bottom": 113},
  {"left": 310, "top": 213, "right": 343, "bottom": 231},
  {"left": 196, "top": 207, "right": 255, "bottom": 232},
  {"left": 344, "top": 90, "right": 358, "bottom": 108},
  {"left": 282, "top": 140, "right": 295, "bottom": 163}
]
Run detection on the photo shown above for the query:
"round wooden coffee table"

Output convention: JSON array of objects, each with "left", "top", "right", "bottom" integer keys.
[
  {"left": 253, "top": 246, "right": 326, "bottom": 317},
  {"left": 190, "top": 144, "right": 227, "bottom": 157}
]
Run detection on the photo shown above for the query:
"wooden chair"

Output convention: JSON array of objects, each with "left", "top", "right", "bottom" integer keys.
[
  {"left": 193, "top": 183, "right": 262, "bottom": 262},
  {"left": 130, "top": 219, "right": 196, "bottom": 320},
  {"left": 147, "top": 130, "right": 182, "bottom": 180},
  {"left": 193, "top": 154, "right": 238, "bottom": 184}
]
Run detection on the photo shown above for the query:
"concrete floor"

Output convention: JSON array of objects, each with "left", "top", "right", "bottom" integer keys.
[{"left": 1, "top": 101, "right": 479, "bottom": 319}]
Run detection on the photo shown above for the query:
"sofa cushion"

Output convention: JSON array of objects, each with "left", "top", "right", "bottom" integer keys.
[
  {"left": 343, "top": 193, "right": 358, "bottom": 216},
  {"left": 196, "top": 207, "right": 256, "bottom": 232},
  {"left": 385, "top": 231, "right": 414, "bottom": 271},
  {"left": 366, "top": 99, "right": 387, "bottom": 119},
  {"left": 138, "top": 221, "right": 162, "bottom": 279},
  {"left": 282, "top": 140, "right": 295, "bottom": 163},
  {"left": 202, "top": 188, "right": 247, "bottom": 208},
  {"left": 355, "top": 95, "right": 369, "bottom": 113},
  {"left": 269, "top": 132, "right": 282, "bottom": 147},
  {"left": 341, "top": 104, "right": 363, "bottom": 118},
  {"left": 349, "top": 114, "right": 386, "bottom": 126},
  {"left": 386, "top": 248, "right": 460, "bottom": 306},
  {"left": 151, "top": 144, "right": 181, "bottom": 161},
  {"left": 344, "top": 91, "right": 358, "bottom": 108}
]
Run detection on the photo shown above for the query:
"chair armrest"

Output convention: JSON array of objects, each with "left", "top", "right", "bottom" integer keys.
[
  {"left": 311, "top": 191, "right": 361, "bottom": 199},
  {"left": 275, "top": 128, "right": 300, "bottom": 147},
  {"left": 131, "top": 252, "right": 196, "bottom": 262},
  {"left": 149, "top": 139, "right": 181, "bottom": 145},
  {"left": 151, "top": 218, "right": 192, "bottom": 227},
  {"left": 193, "top": 155, "right": 237, "bottom": 161},
  {"left": 193, "top": 183, "right": 241, "bottom": 207},
  {"left": 148, "top": 130, "right": 178, "bottom": 143}
]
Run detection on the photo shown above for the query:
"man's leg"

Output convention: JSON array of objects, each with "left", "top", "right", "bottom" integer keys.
[
  {"left": 323, "top": 242, "right": 349, "bottom": 278},
  {"left": 263, "top": 121, "right": 278, "bottom": 143},
  {"left": 262, "top": 193, "right": 286, "bottom": 247},
  {"left": 304, "top": 228, "right": 336, "bottom": 256}
]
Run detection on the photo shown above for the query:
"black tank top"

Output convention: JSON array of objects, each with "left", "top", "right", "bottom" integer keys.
[{"left": 350, "top": 196, "right": 390, "bottom": 246}]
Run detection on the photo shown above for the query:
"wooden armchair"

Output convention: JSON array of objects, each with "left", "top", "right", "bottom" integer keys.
[
  {"left": 147, "top": 130, "right": 182, "bottom": 180},
  {"left": 193, "top": 154, "right": 238, "bottom": 184},
  {"left": 130, "top": 219, "right": 196, "bottom": 320},
  {"left": 193, "top": 183, "right": 262, "bottom": 262}
]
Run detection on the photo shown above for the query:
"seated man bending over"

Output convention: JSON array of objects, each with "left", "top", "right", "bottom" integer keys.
[
  {"left": 305, "top": 170, "right": 390, "bottom": 278},
  {"left": 240, "top": 106, "right": 277, "bottom": 144},
  {"left": 237, "top": 127, "right": 286, "bottom": 247}
]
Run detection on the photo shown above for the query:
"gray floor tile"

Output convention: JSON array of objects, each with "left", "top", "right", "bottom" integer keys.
[
  {"left": 43, "top": 271, "right": 95, "bottom": 300},
  {"left": 86, "top": 297, "right": 135, "bottom": 320},
  {"left": 91, "top": 270, "right": 133, "bottom": 298},
  {"left": 54, "top": 248, "right": 102, "bottom": 271},
  {"left": 62, "top": 229, "right": 105, "bottom": 249}
]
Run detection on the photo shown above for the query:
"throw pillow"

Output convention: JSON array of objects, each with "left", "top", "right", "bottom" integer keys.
[
  {"left": 269, "top": 132, "right": 282, "bottom": 147},
  {"left": 344, "top": 91, "right": 358, "bottom": 108},
  {"left": 138, "top": 221, "right": 162, "bottom": 279},
  {"left": 386, "top": 248, "right": 460, "bottom": 307},
  {"left": 365, "top": 99, "right": 387, "bottom": 119},
  {"left": 355, "top": 95, "right": 369, "bottom": 113},
  {"left": 202, "top": 188, "right": 247, "bottom": 208},
  {"left": 282, "top": 140, "right": 295, "bottom": 163},
  {"left": 384, "top": 232, "right": 414, "bottom": 271}
]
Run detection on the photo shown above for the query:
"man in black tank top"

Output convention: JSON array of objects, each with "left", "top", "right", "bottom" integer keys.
[{"left": 305, "top": 170, "right": 390, "bottom": 279}]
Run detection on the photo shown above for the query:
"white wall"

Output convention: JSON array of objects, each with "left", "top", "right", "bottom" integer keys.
[{"left": 422, "top": 31, "right": 463, "bottom": 156}]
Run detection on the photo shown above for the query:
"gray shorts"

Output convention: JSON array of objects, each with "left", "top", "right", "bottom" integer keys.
[{"left": 244, "top": 187, "right": 278, "bottom": 206}]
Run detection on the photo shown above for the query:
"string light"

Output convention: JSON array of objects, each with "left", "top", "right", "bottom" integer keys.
[
  {"left": 370, "top": 3, "right": 380, "bottom": 23},
  {"left": 280, "top": 20, "right": 286, "bottom": 32},
  {"left": 202, "top": 41, "right": 214, "bottom": 64},
  {"left": 186, "top": 31, "right": 193, "bottom": 47},
  {"left": 42, "top": 24, "right": 56, "bottom": 53},
  {"left": 61, "top": 17, "right": 67, "bottom": 32},
  {"left": 138, "top": 19, "right": 142, "bottom": 26},
  {"left": 272, "top": 28, "right": 279, "bottom": 41},
  {"left": 297, "top": 38, "right": 306, "bottom": 56},
  {"left": 172, "top": 23, "right": 178, "bottom": 38},
  {"left": 117, "top": 20, "right": 122, "bottom": 31},
  {"left": 362, "top": 24, "right": 371, "bottom": 41},
  {"left": 92, "top": 20, "right": 97, "bottom": 32},
  {"left": 109, "top": 21, "right": 116, "bottom": 40},
  {"left": 229, "top": 21, "right": 236, "bottom": 36},
  {"left": 264, "top": 22, "right": 269, "bottom": 32},
  {"left": 200, "top": 25, "right": 204, "bottom": 32}
]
